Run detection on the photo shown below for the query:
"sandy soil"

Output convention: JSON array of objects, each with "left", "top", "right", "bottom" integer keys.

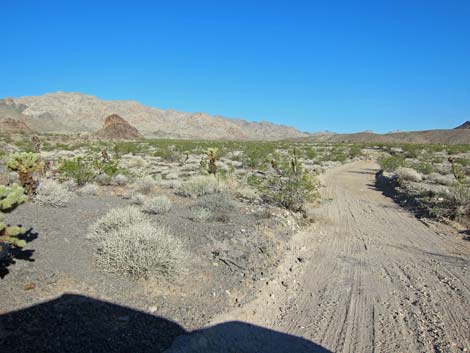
[{"left": 171, "top": 161, "right": 470, "bottom": 353}]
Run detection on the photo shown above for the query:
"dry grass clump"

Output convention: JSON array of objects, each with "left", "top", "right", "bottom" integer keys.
[
  {"left": 130, "top": 193, "right": 146, "bottom": 205},
  {"left": 77, "top": 183, "right": 99, "bottom": 196},
  {"left": 142, "top": 195, "right": 172, "bottom": 214},
  {"left": 190, "top": 207, "right": 212, "bottom": 222},
  {"left": 34, "top": 179, "right": 75, "bottom": 207},
  {"left": 113, "top": 174, "right": 128, "bottom": 186},
  {"left": 176, "top": 175, "right": 226, "bottom": 198},
  {"left": 195, "top": 192, "right": 235, "bottom": 212},
  {"left": 395, "top": 167, "right": 423, "bottom": 182},
  {"left": 426, "top": 173, "right": 455, "bottom": 186},
  {"left": 135, "top": 176, "right": 157, "bottom": 194},
  {"left": 87, "top": 205, "right": 184, "bottom": 278}
]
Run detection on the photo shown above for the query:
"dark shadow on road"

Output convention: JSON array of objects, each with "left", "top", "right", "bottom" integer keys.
[{"left": 0, "top": 294, "right": 332, "bottom": 353}]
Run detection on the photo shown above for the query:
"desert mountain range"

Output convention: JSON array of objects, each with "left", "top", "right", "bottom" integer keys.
[
  {"left": 0, "top": 92, "right": 468, "bottom": 143},
  {"left": 0, "top": 92, "right": 306, "bottom": 140}
]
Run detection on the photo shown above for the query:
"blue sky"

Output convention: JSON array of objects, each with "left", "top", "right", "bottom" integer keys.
[{"left": 1, "top": 0, "right": 469, "bottom": 133}]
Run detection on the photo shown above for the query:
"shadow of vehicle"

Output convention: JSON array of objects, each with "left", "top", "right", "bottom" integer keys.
[{"left": 0, "top": 294, "right": 331, "bottom": 353}]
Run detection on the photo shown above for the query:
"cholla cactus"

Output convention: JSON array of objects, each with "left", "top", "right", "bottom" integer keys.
[
  {"left": 0, "top": 184, "right": 28, "bottom": 253},
  {"left": 448, "top": 157, "right": 467, "bottom": 184},
  {"left": 31, "top": 136, "right": 42, "bottom": 153},
  {"left": 207, "top": 148, "right": 218, "bottom": 175},
  {"left": 7, "top": 152, "right": 41, "bottom": 198}
]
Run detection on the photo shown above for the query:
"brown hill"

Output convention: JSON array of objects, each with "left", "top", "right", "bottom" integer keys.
[
  {"left": 0, "top": 118, "right": 33, "bottom": 133},
  {"left": 305, "top": 129, "right": 470, "bottom": 145},
  {"left": 96, "top": 114, "right": 143, "bottom": 140},
  {"left": 455, "top": 121, "right": 470, "bottom": 129}
]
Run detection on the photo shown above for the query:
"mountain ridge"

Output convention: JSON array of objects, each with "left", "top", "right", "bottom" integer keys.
[{"left": 7, "top": 92, "right": 307, "bottom": 140}]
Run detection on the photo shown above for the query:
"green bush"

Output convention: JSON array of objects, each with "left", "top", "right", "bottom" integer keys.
[
  {"left": 378, "top": 155, "right": 405, "bottom": 172},
  {"left": 59, "top": 157, "right": 96, "bottom": 186},
  {"left": 260, "top": 153, "right": 319, "bottom": 212},
  {"left": 414, "top": 162, "right": 434, "bottom": 175}
]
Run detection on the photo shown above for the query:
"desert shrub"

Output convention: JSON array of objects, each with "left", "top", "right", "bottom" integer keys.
[
  {"left": 261, "top": 173, "right": 318, "bottom": 212},
  {"left": 305, "top": 146, "right": 317, "bottom": 160},
  {"left": 77, "top": 183, "right": 98, "bottom": 196},
  {"left": 427, "top": 173, "right": 455, "bottom": 186},
  {"left": 88, "top": 206, "right": 184, "bottom": 278},
  {"left": 395, "top": 167, "right": 423, "bottom": 182},
  {"left": 142, "top": 195, "right": 172, "bottom": 214},
  {"left": 95, "top": 173, "right": 112, "bottom": 185},
  {"left": 190, "top": 207, "right": 212, "bottom": 222},
  {"left": 113, "top": 142, "right": 143, "bottom": 155},
  {"left": 378, "top": 155, "right": 405, "bottom": 172},
  {"left": 59, "top": 157, "right": 95, "bottom": 186},
  {"left": 259, "top": 153, "right": 319, "bottom": 212},
  {"left": 153, "top": 145, "right": 182, "bottom": 162},
  {"left": 87, "top": 205, "right": 148, "bottom": 239},
  {"left": 130, "top": 193, "right": 146, "bottom": 205},
  {"left": 135, "top": 176, "right": 157, "bottom": 194},
  {"left": 34, "top": 179, "right": 74, "bottom": 207},
  {"left": 114, "top": 174, "right": 128, "bottom": 186},
  {"left": 176, "top": 175, "right": 225, "bottom": 198},
  {"left": 402, "top": 144, "right": 423, "bottom": 158},
  {"left": 235, "top": 185, "right": 259, "bottom": 201},
  {"left": 349, "top": 145, "right": 363, "bottom": 158},
  {"left": 242, "top": 143, "right": 276, "bottom": 169},
  {"left": 414, "top": 162, "right": 434, "bottom": 175},
  {"left": 448, "top": 185, "right": 470, "bottom": 221},
  {"left": 195, "top": 192, "right": 235, "bottom": 212}
]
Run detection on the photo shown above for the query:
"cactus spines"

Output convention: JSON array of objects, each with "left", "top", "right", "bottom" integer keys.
[
  {"left": 0, "top": 184, "right": 27, "bottom": 251},
  {"left": 7, "top": 152, "right": 41, "bottom": 199},
  {"left": 207, "top": 148, "right": 217, "bottom": 175}
]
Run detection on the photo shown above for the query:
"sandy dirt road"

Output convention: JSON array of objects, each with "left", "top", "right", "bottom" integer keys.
[{"left": 168, "top": 161, "right": 470, "bottom": 353}]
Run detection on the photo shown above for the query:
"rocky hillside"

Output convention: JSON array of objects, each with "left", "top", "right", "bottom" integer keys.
[
  {"left": 96, "top": 114, "right": 143, "bottom": 140},
  {"left": 4, "top": 92, "right": 307, "bottom": 140},
  {"left": 455, "top": 121, "right": 470, "bottom": 129}
]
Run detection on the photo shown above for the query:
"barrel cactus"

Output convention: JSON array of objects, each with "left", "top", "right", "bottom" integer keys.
[
  {"left": 7, "top": 152, "right": 41, "bottom": 198},
  {"left": 0, "top": 184, "right": 28, "bottom": 259}
]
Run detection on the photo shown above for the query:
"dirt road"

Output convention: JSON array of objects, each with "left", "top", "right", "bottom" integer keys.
[{"left": 168, "top": 161, "right": 470, "bottom": 353}]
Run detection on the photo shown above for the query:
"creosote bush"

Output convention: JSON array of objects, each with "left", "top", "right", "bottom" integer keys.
[
  {"left": 34, "top": 179, "right": 75, "bottom": 207},
  {"left": 378, "top": 155, "right": 405, "bottom": 172},
  {"left": 87, "top": 205, "right": 184, "bottom": 278}
]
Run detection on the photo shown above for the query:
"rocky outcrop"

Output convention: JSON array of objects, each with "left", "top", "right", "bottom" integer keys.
[{"left": 96, "top": 114, "right": 142, "bottom": 140}]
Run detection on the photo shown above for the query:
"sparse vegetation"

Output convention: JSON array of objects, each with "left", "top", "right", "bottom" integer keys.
[
  {"left": 177, "top": 175, "right": 226, "bottom": 198},
  {"left": 142, "top": 195, "right": 172, "bottom": 214},
  {"left": 88, "top": 206, "right": 184, "bottom": 278},
  {"left": 34, "top": 179, "right": 75, "bottom": 207},
  {"left": 0, "top": 184, "right": 28, "bottom": 255},
  {"left": 7, "top": 152, "right": 41, "bottom": 198}
]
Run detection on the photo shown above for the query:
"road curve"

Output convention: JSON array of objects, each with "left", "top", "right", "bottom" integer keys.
[{"left": 169, "top": 161, "right": 470, "bottom": 353}]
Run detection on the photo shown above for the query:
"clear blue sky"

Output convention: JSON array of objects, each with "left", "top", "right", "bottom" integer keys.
[{"left": 1, "top": 0, "right": 469, "bottom": 133}]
